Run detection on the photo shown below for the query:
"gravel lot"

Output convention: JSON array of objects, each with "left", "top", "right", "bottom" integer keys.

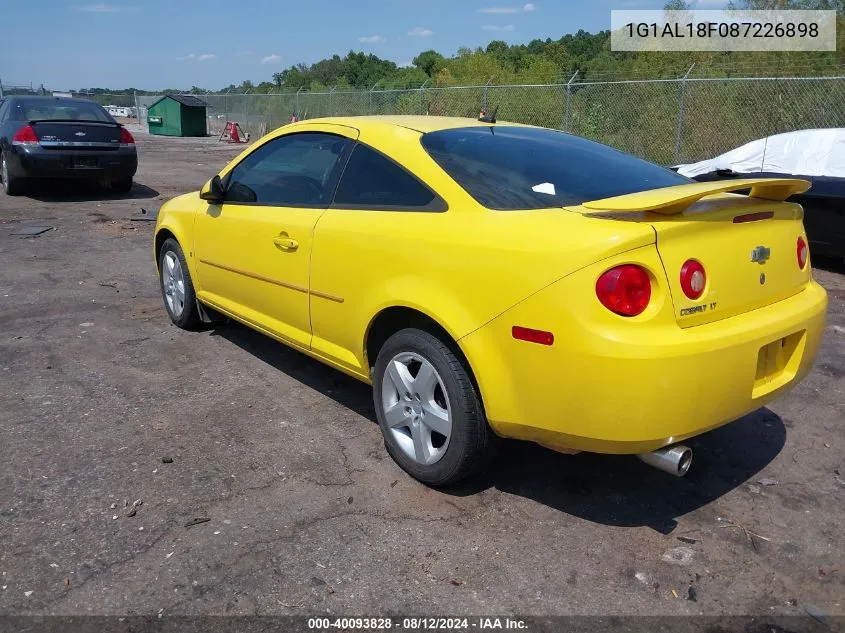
[{"left": 0, "top": 126, "right": 843, "bottom": 620}]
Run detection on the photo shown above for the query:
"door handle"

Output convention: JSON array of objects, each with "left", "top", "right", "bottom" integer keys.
[{"left": 273, "top": 236, "right": 299, "bottom": 251}]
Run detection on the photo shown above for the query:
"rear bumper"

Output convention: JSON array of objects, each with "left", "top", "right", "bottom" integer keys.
[
  {"left": 6, "top": 145, "right": 137, "bottom": 180},
  {"left": 459, "top": 246, "right": 828, "bottom": 454}
]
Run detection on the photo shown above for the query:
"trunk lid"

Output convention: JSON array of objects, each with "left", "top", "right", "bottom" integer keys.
[
  {"left": 31, "top": 120, "right": 123, "bottom": 150},
  {"left": 578, "top": 178, "right": 812, "bottom": 328}
]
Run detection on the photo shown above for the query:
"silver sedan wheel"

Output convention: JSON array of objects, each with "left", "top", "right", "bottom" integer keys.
[
  {"left": 381, "top": 352, "right": 452, "bottom": 465},
  {"left": 1, "top": 155, "right": 8, "bottom": 189},
  {"left": 161, "top": 251, "right": 186, "bottom": 318}
]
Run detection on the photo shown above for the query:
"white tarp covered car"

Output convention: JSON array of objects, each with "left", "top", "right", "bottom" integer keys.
[
  {"left": 674, "top": 129, "right": 845, "bottom": 261},
  {"left": 675, "top": 128, "right": 845, "bottom": 179}
]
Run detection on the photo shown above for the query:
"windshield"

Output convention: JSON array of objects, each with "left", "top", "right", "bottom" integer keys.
[
  {"left": 15, "top": 98, "right": 113, "bottom": 123},
  {"left": 421, "top": 126, "right": 691, "bottom": 210}
]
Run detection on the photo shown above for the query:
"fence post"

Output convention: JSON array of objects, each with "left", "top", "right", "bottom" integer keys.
[
  {"left": 674, "top": 64, "right": 695, "bottom": 164},
  {"left": 133, "top": 90, "right": 139, "bottom": 124},
  {"left": 243, "top": 89, "right": 250, "bottom": 135},
  {"left": 369, "top": 81, "right": 380, "bottom": 114},
  {"left": 483, "top": 77, "right": 493, "bottom": 113},
  {"left": 329, "top": 87, "right": 335, "bottom": 116},
  {"left": 564, "top": 71, "right": 578, "bottom": 132},
  {"left": 296, "top": 87, "right": 304, "bottom": 118},
  {"left": 419, "top": 79, "right": 429, "bottom": 115},
  {"left": 0, "top": 80, "right": 4, "bottom": 99}
]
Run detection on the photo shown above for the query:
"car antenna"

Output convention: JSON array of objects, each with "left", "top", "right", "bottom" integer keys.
[{"left": 478, "top": 104, "right": 498, "bottom": 124}]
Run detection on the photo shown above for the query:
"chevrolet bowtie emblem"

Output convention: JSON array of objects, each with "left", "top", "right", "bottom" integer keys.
[
  {"left": 74, "top": 131, "right": 86, "bottom": 137},
  {"left": 751, "top": 246, "right": 771, "bottom": 263}
]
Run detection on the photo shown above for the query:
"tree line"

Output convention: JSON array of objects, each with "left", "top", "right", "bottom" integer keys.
[{"left": 73, "top": 0, "right": 842, "bottom": 96}]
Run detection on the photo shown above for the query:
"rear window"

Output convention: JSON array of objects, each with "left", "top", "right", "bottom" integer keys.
[
  {"left": 421, "top": 126, "right": 690, "bottom": 210},
  {"left": 13, "top": 99, "right": 112, "bottom": 123}
]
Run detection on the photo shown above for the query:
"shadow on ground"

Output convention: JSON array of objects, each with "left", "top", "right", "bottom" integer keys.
[
  {"left": 216, "top": 321, "right": 785, "bottom": 533},
  {"left": 24, "top": 181, "right": 160, "bottom": 202}
]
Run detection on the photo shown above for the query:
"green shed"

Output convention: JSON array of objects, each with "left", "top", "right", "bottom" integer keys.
[{"left": 147, "top": 95, "right": 208, "bottom": 137}]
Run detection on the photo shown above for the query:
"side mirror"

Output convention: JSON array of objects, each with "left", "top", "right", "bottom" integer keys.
[{"left": 200, "top": 175, "right": 225, "bottom": 203}]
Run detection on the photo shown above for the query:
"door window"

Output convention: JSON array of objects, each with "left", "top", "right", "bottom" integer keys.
[{"left": 225, "top": 132, "right": 352, "bottom": 207}]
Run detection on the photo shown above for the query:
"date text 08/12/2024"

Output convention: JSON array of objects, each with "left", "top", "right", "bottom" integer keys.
[{"left": 307, "top": 617, "right": 528, "bottom": 630}]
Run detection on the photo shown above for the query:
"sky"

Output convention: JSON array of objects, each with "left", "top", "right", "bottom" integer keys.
[{"left": 0, "top": 0, "right": 727, "bottom": 91}]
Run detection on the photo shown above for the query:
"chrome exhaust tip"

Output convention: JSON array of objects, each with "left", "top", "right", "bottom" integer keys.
[{"left": 637, "top": 445, "right": 693, "bottom": 477}]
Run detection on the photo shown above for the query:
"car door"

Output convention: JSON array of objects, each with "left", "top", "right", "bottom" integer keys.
[
  {"left": 194, "top": 125, "right": 357, "bottom": 348},
  {"left": 309, "top": 141, "right": 448, "bottom": 375}
]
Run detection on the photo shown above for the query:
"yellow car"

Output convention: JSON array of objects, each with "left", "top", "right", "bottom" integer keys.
[{"left": 154, "top": 116, "right": 827, "bottom": 486}]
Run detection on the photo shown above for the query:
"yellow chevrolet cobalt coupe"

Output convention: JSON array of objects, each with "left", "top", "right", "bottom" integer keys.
[{"left": 155, "top": 116, "right": 827, "bottom": 485}]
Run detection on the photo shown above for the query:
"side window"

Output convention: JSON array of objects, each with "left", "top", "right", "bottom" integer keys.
[
  {"left": 333, "top": 143, "right": 445, "bottom": 211},
  {"left": 224, "top": 132, "right": 352, "bottom": 207}
]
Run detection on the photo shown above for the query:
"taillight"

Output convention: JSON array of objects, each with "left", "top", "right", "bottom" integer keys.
[
  {"left": 797, "top": 237, "right": 808, "bottom": 269},
  {"left": 12, "top": 125, "right": 38, "bottom": 145},
  {"left": 679, "top": 259, "right": 706, "bottom": 300},
  {"left": 119, "top": 127, "right": 135, "bottom": 146},
  {"left": 595, "top": 265, "right": 651, "bottom": 317}
]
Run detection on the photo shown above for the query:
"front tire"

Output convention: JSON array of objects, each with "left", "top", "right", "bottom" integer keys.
[
  {"left": 158, "top": 238, "right": 201, "bottom": 329},
  {"left": 373, "top": 328, "right": 497, "bottom": 487},
  {"left": 1, "top": 152, "right": 23, "bottom": 196}
]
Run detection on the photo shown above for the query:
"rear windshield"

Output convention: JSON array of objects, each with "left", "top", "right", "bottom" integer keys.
[
  {"left": 12, "top": 99, "right": 112, "bottom": 123},
  {"left": 421, "top": 126, "right": 690, "bottom": 210}
]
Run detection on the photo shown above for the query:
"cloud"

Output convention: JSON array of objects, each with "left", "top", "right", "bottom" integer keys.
[
  {"left": 261, "top": 54, "right": 282, "bottom": 64},
  {"left": 177, "top": 53, "right": 217, "bottom": 62},
  {"left": 479, "top": 3, "right": 535, "bottom": 13},
  {"left": 358, "top": 35, "right": 386, "bottom": 43},
  {"left": 482, "top": 24, "right": 515, "bottom": 31},
  {"left": 408, "top": 27, "right": 433, "bottom": 37},
  {"left": 73, "top": 3, "right": 135, "bottom": 12}
]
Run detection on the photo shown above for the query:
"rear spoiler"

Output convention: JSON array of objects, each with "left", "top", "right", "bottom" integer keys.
[{"left": 581, "top": 178, "right": 811, "bottom": 216}]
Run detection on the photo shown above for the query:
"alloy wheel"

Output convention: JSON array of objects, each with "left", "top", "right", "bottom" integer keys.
[
  {"left": 380, "top": 352, "right": 452, "bottom": 465},
  {"left": 162, "top": 251, "right": 186, "bottom": 318}
]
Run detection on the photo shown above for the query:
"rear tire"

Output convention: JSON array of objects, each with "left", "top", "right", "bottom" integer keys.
[
  {"left": 1, "top": 152, "right": 23, "bottom": 196},
  {"left": 373, "top": 328, "right": 497, "bottom": 487},
  {"left": 158, "top": 238, "right": 201, "bottom": 329},
  {"left": 110, "top": 177, "right": 133, "bottom": 194}
]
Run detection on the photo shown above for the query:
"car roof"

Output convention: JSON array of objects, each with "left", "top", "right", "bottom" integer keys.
[
  {"left": 301, "top": 115, "right": 527, "bottom": 134},
  {"left": 8, "top": 95, "right": 99, "bottom": 105}
]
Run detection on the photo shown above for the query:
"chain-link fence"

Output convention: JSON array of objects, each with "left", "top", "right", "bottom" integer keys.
[{"left": 41, "top": 75, "right": 845, "bottom": 165}]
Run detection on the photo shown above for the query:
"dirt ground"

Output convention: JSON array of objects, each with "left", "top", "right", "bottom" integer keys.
[{"left": 0, "top": 126, "right": 843, "bottom": 621}]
